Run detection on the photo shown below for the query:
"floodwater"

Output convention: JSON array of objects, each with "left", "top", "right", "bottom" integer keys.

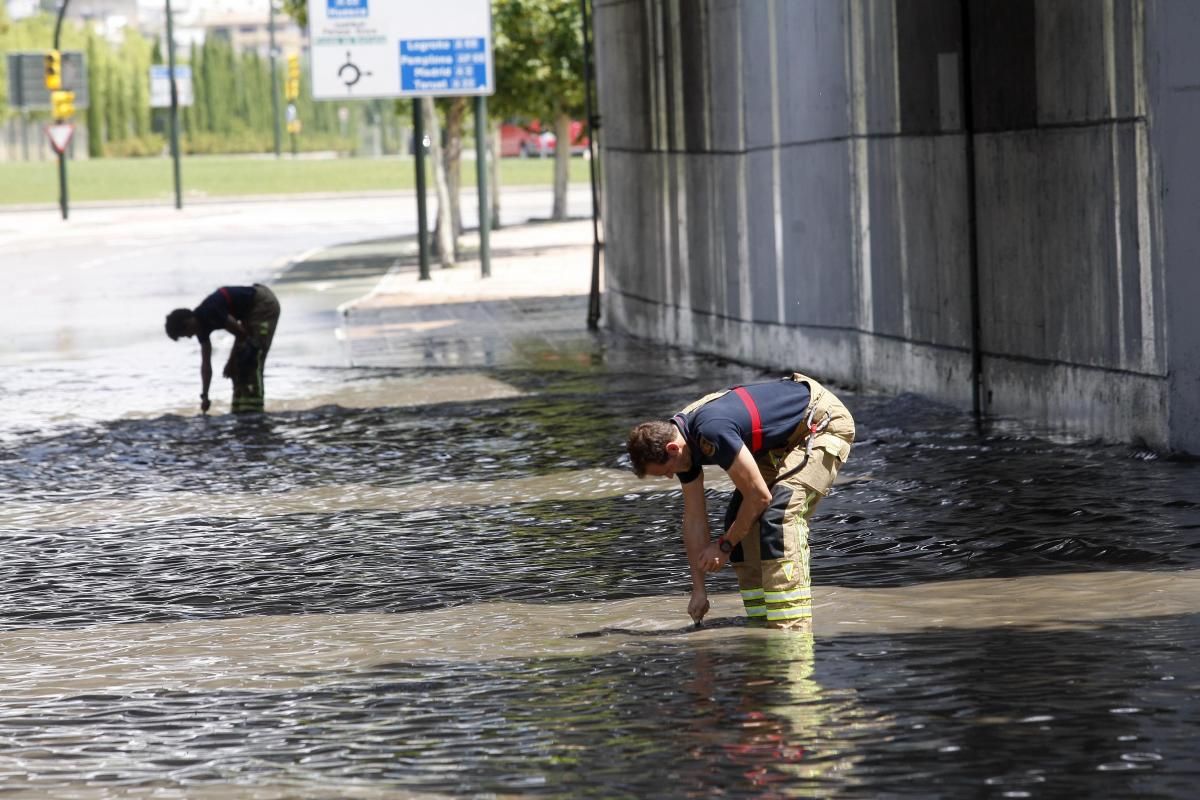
[{"left": 2, "top": 203, "right": 1200, "bottom": 798}]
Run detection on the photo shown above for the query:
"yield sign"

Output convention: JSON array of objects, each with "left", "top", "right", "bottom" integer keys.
[{"left": 45, "top": 123, "right": 75, "bottom": 155}]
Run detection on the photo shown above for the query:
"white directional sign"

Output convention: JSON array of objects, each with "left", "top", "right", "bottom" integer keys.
[
  {"left": 308, "top": 0, "right": 494, "bottom": 99},
  {"left": 149, "top": 65, "right": 194, "bottom": 108}
]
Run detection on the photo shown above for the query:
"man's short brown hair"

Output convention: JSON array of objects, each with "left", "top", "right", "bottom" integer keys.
[
  {"left": 626, "top": 420, "right": 678, "bottom": 477},
  {"left": 164, "top": 308, "right": 194, "bottom": 341}
]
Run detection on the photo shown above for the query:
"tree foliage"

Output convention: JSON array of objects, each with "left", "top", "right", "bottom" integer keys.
[
  {"left": 492, "top": 0, "right": 584, "bottom": 124},
  {"left": 281, "top": 0, "right": 307, "bottom": 28}
]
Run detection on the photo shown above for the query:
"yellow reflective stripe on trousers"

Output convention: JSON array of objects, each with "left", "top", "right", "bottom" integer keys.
[
  {"left": 740, "top": 587, "right": 767, "bottom": 617},
  {"left": 743, "top": 603, "right": 768, "bottom": 617},
  {"left": 764, "top": 587, "right": 812, "bottom": 603}
]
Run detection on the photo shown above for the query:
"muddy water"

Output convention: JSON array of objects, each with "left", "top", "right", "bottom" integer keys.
[
  {"left": 2, "top": 343, "right": 1199, "bottom": 799},
  {"left": 3, "top": 199, "right": 1200, "bottom": 798}
]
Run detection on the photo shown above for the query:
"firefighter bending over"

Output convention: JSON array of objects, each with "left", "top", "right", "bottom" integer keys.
[
  {"left": 164, "top": 284, "right": 281, "bottom": 414},
  {"left": 626, "top": 372, "right": 855, "bottom": 629}
]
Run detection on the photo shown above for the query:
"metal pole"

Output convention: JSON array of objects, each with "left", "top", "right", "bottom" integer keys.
[
  {"left": 269, "top": 1, "right": 282, "bottom": 158},
  {"left": 413, "top": 98, "right": 431, "bottom": 281},
  {"left": 14, "top": 60, "right": 30, "bottom": 161},
  {"left": 580, "top": 0, "right": 602, "bottom": 330},
  {"left": 53, "top": 0, "right": 71, "bottom": 221},
  {"left": 474, "top": 95, "right": 491, "bottom": 279},
  {"left": 165, "top": 0, "right": 183, "bottom": 209}
]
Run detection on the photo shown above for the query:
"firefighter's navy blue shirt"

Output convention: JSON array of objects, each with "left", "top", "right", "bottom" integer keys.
[
  {"left": 672, "top": 379, "right": 812, "bottom": 484},
  {"left": 193, "top": 286, "right": 256, "bottom": 344}
]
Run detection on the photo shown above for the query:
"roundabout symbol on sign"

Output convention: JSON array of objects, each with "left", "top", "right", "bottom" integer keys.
[{"left": 338, "top": 51, "right": 372, "bottom": 90}]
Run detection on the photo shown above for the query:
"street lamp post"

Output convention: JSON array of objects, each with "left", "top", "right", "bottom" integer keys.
[
  {"left": 53, "top": 0, "right": 72, "bottom": 220},
  {"left": 269, "top": 1, "right": 282, "bottom": 158},
  {"left": 165, "top": 0, "right": 183, "bottom": 209}
]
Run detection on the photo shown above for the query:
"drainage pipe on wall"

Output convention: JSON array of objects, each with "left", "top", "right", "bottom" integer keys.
[
  {"left": 580, "top": 0, "right": 604, "bottom": 331},
  {"left": 959, "top": 0, "right": 984, "bottom": 420}
]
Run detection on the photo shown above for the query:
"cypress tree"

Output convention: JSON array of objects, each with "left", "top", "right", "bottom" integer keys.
[{"left": 85, "top": 34, "right": 104, "bottom": 157}]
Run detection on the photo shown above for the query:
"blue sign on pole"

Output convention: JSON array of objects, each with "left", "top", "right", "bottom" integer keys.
[
  {"left": 327, "top": 0, "right": 368, "bottom": 20},
  {"left": 400, "top": 38, "right": 488, "bottom": 93}
]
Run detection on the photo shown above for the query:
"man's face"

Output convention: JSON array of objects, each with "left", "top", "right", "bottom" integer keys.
[{"left": 643, "top": 441, "right": 689, "bottom": 478}]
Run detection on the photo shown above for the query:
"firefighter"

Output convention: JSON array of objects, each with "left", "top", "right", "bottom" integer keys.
[
  {"left": 164, "top": 284, "right": 281, "bottom": 414},
  {"left": 626, "top": 373, "right": 854, "bottom": 629}
]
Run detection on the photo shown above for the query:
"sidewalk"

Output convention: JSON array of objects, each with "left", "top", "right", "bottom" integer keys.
[{"left": 332, "top": 218, "right": 602, "bottom": 369}]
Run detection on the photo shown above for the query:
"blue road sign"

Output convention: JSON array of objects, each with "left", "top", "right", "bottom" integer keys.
[
  {"left": 399, "top": 38, "right": 488, "bottom": 93},
  {"left": 328, "top": 0, "right": 368, "bottom": 19}
]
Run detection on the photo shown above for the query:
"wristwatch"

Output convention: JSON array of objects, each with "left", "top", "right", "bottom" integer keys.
[{"left": 718, "top": 535, "right": 733, "bottom": 554}]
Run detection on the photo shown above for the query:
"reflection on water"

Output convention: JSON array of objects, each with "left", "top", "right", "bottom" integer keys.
[
  {"left": 0, "top": 608, "right": 1195, "bottom": 798},
  {"left": 2, "top": 337, "right": 1200, "bottom": 797}
]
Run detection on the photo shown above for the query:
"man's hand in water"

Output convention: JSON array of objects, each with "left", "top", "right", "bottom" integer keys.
[
  {"left": 688, "top": 589, "right": 710, "bottom": 624},
  {"left": 200, "top": 396, "right": 211, "bottom": 414}
]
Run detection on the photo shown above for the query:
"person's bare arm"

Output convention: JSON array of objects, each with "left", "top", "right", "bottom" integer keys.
[
  {"left": 680, "top": 473, "right": 711, "bottom": 622},
  {"left": 698, "top": 445, "right": 771, "bottom": 573},
  {"left": 199, "top": 339, "right": 213, "bottom": 413}
]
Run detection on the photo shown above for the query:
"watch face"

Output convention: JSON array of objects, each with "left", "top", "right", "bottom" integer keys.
[{"left": 719, "top": 539, "right": 733, "bottom": 553}]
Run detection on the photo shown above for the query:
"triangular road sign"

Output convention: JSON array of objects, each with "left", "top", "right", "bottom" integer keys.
[{"left": 45, "top": 123, "right": 75, "bottom": 155}]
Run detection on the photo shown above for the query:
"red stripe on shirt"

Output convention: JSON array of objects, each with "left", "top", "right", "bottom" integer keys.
[
  {"left": 733, "top": 386, "right": 763, "bottom": 452},
  {"left": 218, "top": 287, "right": 233, "bottom": 309}
]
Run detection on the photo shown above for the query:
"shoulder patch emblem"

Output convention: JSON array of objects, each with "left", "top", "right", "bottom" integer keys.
[{"left": 699, "top": 437, "right": 717, "bottom": 458}]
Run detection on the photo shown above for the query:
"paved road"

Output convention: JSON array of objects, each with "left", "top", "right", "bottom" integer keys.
[{"left": 0, "top": 188, "right": 593, "bottom": 435}]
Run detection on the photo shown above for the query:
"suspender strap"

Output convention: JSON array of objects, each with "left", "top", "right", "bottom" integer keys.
[
  {"left": 671, "top": 413, "right": 689, "bottom": 435},
  {"left": 732, "top": 386, "right": 763, "bottom": 452}
]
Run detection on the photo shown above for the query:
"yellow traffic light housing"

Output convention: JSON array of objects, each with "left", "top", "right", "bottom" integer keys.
[
  {"left": 51, "top": 90, "right": 75, "bottom": 121},
  {"left": 44, "top": 50, "right": 62, "bottom": 91},
  {"left": 286, "top": 54, "right": 300, "bottom": 100}
]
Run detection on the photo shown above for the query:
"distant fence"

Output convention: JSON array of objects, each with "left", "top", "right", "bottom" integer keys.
[{"left": 0, "top": 116, "right": 89, "bottom": 162}]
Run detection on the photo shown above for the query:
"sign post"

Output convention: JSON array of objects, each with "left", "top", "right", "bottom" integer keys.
[
  {"left": 286, "top": 54, "right": 301, "bottom": 156},
  {"left": 7, "top": 48, "right": 88, "bottom": 220},
  {"left": 51, "top": 2, "right": 73, "bottom": 220},
  {"left": 308, "top": 0, "right": 496, "bottom": 279},
  {"left": 164, "top": 0, "right": 184, "bottom": 209}
]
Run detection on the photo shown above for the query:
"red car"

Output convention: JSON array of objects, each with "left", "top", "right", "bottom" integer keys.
[{"left": 499, "top": 119, "right": 589, "bottom": 157}]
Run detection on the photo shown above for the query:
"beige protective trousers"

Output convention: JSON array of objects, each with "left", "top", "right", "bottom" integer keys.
[
  {"left": 228, "top": 284, "right": 281, "bottom": 414},
  {"left": 725, "top": 373, "right": 854, "bottom": 629}
]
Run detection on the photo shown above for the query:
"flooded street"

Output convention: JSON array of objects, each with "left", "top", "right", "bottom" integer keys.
[{"left": 2, "top": 197, "right": 1199, "bottom": 798}]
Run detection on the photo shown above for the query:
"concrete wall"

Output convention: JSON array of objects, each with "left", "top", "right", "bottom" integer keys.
[
  {"left": 1150, "top": 1, "right": 1200, "bottom": 453},
  {"left": 595, "top": 0, "right": 1197, "bottom": 452}
]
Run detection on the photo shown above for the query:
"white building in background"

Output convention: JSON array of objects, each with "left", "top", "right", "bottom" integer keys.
[
  {"left": 2, "top": 1, "right": 304, "bottom": 57},
  {"left": 5, "top": 0, "right": 39, "bottom": 21},
  {"left": 63, "top": 0, "right": 140, "bottom": 42},
  {"left": 140, "top": 0, "right": 305, "bottom": 59}
]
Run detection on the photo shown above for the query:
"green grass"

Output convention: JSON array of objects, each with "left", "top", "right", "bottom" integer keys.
[{"left": 0, "top": 155, "right": 593, "bottom": 206}]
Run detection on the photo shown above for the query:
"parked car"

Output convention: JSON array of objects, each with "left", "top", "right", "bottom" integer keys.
[{"left": 499, "top": 119, "right": 589, "bottom": 157}]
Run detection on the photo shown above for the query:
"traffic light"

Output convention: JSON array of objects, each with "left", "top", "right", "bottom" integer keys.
[
  {"left": 44, "top": 49, "right": 62, "bottom": 91},
  {"left": 286, "top": 54, "right": 300, "bottom": 101},
  {"left": 51, "top": 90, "right": 75, "bottom": 121}
]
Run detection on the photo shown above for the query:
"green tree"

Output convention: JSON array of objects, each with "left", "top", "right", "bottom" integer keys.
[
  {"left": 493, "top": 0, "right": 585, "bottom": 220},
  {"left": 85, "top": 33, "right": 105, "bottom": 156},
  {"left": 280, "top": 0, "right": 307, "bottom": 26}
]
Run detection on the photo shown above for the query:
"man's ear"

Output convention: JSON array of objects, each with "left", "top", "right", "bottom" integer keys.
[{"left": 665, "top": 441, "right": 681, "bottom": 455}]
